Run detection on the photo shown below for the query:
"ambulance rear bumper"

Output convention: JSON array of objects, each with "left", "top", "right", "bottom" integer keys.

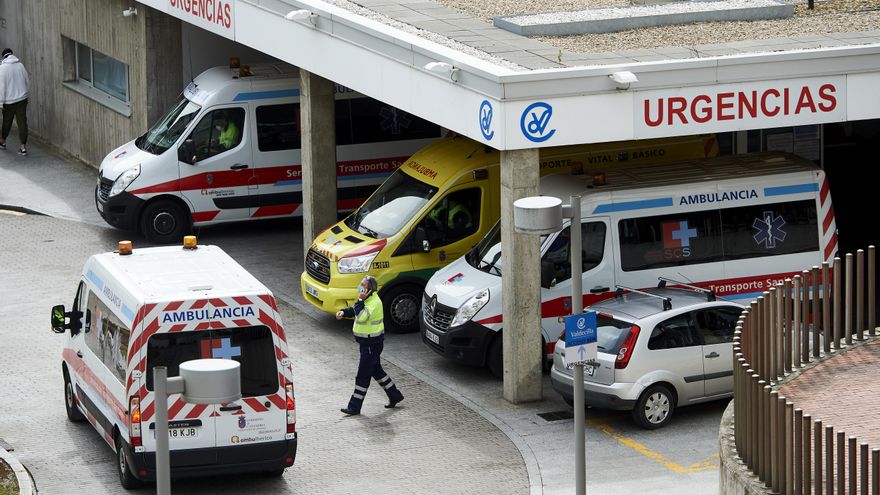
[{"left": 123, "top": 434, "right": 297, "bottom": 481}]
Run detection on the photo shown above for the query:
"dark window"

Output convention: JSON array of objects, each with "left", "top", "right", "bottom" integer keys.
[
  {"left": 594, "top": 315, "right": 633, "bottom": 355},
  {"left": 648, "top": 313, "right": 700, "bottom": 350},
  {"left": 146, "top": 326, "right": 278, "bottom": 396},
  {"left": 347, "top": 98, "right": 440, "bottom": 144},
  {"left": 542, "top": 222, "right": 607, "bottom": 283},
  {"left": 694, "top": 308, "right": 741, "bottom": 345},
  {"left": 86, "top": 292, "right": 131, "bottom": 383},
  {"left": 189, "top": 107, "right": 246, "bottom": 161},
  {"left": 421, "top": 188, "right": 482, "bottom": 248},
  {"left": 720, "top": 200, "right": 818, "bottom": 259},
  {"left": 619, "top": 211, "right": 722, "bottom": 271},
  {"left": 256, "top": 104, "right": 300, "bottom": 152}
]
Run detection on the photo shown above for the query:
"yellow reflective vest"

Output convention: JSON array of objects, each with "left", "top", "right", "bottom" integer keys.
[{"left": 352, "top": 293, "right": 384, "bottom": 337}]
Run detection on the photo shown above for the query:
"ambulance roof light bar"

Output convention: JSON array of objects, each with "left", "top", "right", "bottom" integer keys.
[
  {"left": 657, "top": 277, "right": 716, "bottom": 301},
  {"left": 615, "top": 285, "right": 672, "bottom": 311}
]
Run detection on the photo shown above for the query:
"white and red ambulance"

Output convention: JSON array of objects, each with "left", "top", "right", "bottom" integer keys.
[
  {"left": 96, "top": 63, "right": 443, "bottom": 243},
  {"left": 421, "top": 152, "right": 838, "bottom": 378},
  {"left": 51, "top": 237, "right": 297, "bottom": 488}
]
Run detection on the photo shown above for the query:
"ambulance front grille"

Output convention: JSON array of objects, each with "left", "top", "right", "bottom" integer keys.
[
  {"left": 422, "top": 293, "right": 455, "bottom": 331},
  {"left": 306, "top": 249, "right": 331, "bottom": 284},
  {"left": 98, "top": 178, "right": 112, "bottom": 201}
]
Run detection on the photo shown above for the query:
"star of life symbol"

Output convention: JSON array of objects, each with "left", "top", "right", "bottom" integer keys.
[
  {"left": 379, "top": 106, "right": 411, "bottom": 135},
  {"left": 752, "top": 211, "right": 786, "bottom": 248}
]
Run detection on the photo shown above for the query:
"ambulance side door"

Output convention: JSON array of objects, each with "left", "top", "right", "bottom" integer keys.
[
  {"left": 408, "top": 186, "right": 485, "bottom": 275},
  {"left": 178, "top": 105, "right": 254, "bottom": 222},
  {"left": 66, "top": 281, "right": 89, "bottom": 404},
  {"left": 250, "top": 100, "right": 303, "bottom": 218},
  {"left": 78, "top": 290, "right": 118, "bottom": 435}
]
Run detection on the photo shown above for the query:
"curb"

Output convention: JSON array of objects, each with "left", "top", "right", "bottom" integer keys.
[
  {"left": 0, "top": 204, "right": 44, "bottom": 217},
  {"left": 0, "top": 446, "right": 35, "bottom": 495},
  {"left": 276, "top": 291, "right": 544, "bottom": 495}
]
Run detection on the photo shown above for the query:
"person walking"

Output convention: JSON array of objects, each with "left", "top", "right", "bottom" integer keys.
[
  {"left": 0, "top": 48, "right": 29, "bottom": 156},
  {"left": 335, "top": 275, "right": 404, "bottom": 416}
]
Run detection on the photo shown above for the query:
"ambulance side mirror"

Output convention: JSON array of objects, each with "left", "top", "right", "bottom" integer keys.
[
  {"left": 179, "top": 139, "right": 196, "bottom": 165},
  {"left": 51, "top": 305, "right": 66, "bottom": 334},
  {"left": 415, "top": 226, "right": 430, "bottom": 252}
]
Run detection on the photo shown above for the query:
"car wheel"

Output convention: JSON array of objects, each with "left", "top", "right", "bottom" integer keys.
[
  {"left": 383, "top": 285, "right": 421, "bottom": 334},
  {"left": 632, "top": 384, "right": 675, "bottom": 429},
  {"left": 116, "top": 434, "right": 143, "bottom": 490},
  {"left": 64, "top": 370, "right": 85, "bottom": 422},
  {"left": 140, "top": 199, "right": 190, "bottom": 244}
]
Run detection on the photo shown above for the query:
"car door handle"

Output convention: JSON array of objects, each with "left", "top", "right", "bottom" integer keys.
[
  {"left": 590, "top": 286, "right": 609, "bottom": 294},
  {"left": 219, "top": 404, "right": 242, "bottom": 412},
  {"left": 705, "top": 352, "right": 720, "bottom": 358},
  {"left": 230, "top": 163, "right": 249, "bottom": 170},
  {"left": 76, "top": 350, "right": 83, "bottom": 358}
]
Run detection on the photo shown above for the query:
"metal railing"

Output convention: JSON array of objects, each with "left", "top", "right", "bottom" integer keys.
[{"left": 733, "top": 246, "right": 879, "bottom": 494}]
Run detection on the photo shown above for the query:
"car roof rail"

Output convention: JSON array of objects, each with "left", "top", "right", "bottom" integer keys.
[
  {"left": 656, "top": 277, "right": 716, "bottom": 302},
  {"left": 615, "top": 285, "right": 672, "bottom": 311}
]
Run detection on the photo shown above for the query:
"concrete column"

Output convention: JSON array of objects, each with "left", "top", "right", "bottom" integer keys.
[
  {"left": 500, "top": 148, "right": 542, "bottom": 403},
  {"left": 299, "top": 69, "right": 337, "bottom": 261},
  {"left": 145, "top": 8, "right": 182, "bottom": 126}
]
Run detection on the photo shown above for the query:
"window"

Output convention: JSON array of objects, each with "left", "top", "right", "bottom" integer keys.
[
  {"left": 593, "top": 314, "right": 634, "bottom": 355},
  {"left": 720, "top": 200, "right": 818, "bottom": 259},
  {"left": 64, "top": 37, "right": 129, "bottom": 102},
  {"left": 342, "top": 98, "right": 440, "bottom": 144},
  {"left": 256, "top": 104, "right": 300, "bottom": 152},
  {"left": 694, "top": 308, "right": 741, "bottom": 345},
  {"left": 421, "top": 188, "right": 482, "bottom": 247},
  {"left": 542, "top": 222, "right": 606, "bottom": 284},
  {"left": 85, "top": 292, "right": 131, "bottom": 383},
  {"left": 648, "top": 313, "right": 700, "bottom": 350},
  {"left": 146, "top": 326, "right": 278, "bottom": 396},
  {"left": 188, "top": 107, "right": 246, "bottom": 161}
]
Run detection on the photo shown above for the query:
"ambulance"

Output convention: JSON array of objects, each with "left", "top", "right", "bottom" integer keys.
[
  {"left": 51, "top": 237, "right": 297, "bottom": 488},
  {"left": 301, "top": 134, "right": 719, "bottom": 333},
  {"left": 95, "top": 62, "right": 443, "bottom": 243},
  {"left": 421, "top": 152, "right": 837, "bottom": 377}
]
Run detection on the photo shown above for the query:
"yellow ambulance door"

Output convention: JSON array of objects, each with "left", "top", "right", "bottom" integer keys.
[{"left": 409, "top": 185, "right": 486, "bottom": 276}]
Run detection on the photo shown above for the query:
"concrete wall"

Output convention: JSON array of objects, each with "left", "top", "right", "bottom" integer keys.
[
  {"left": 718, "top": 402, "right": 773, "bottom": 495},
  {"left": 0, "top": 0, "right": 23, "bottom": 53},
  {"left": 17, "top": 0, "right": 181, "bottom": 167},
  {"left": 181, "top": 23, "right": 274, "bottom": 85}
]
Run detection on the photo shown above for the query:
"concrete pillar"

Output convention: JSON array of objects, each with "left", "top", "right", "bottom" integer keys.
[
  {"left": 500, "top": 148, "right": 542, "bottom": 403},
  {"left": 299, "top": 69, "right": 338, "bottom": 262},
  {"left": 145, "top": 8, "right": 182, "bottom": 126}
]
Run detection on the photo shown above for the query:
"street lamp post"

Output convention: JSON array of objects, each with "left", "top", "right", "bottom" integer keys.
[
  {"left": 153, "top": 359, "right": 241, "bottom": 495},
  {"left": 514, "top": 194, "right": 587, "bottom": 495}
]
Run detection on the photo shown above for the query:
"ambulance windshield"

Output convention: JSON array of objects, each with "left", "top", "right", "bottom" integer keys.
[
  {"left": 136, "top": 94, "right": 202, "bottom": 155},
  {"left": 145, "top": 326, "right": 278, "bottom": 396},
  {"left": 345, "top": 169, "right": 437, "bottom": 239},
  {"left": 466, "top": 221, "right": 503, "bottom": 276}
]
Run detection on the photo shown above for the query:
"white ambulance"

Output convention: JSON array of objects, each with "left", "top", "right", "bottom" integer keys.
[
  {"left": 51, "top": 237, "right": 297, "bottom": 488},
  {"left": 96, "top": 63, "right": 442, "bottom": 243},
  {"left": 421, "top": 152, "right": 838, "bottom": 378}
]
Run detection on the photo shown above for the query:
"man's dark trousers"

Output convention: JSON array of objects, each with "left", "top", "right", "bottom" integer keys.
[
  {"left": 2, "top": 98, "right": 28, "bottom": 145},
  {"left": 347, "top": 334, "right": 403, "bottom": 412}
]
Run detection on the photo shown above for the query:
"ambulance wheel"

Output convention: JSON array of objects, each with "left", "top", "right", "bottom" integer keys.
[
  {"left": 63, "top": 369, "right": 84, "bottom": 422},
  {"left": 116, "top": 434, "right": 143, "bottom": 489},
  {"left": 384, "top": 284, "right": 421, "bottom": 334},
  {"left": 141, "top": 199, "right": 190, "bottom": 244}
]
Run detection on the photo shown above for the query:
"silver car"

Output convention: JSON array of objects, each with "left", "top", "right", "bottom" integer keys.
[{"left": 550, "top": 285, "right": 745, "bottom": 429}]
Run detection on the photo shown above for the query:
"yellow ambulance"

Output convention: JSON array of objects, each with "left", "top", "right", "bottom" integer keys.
[{"left": 301, "top": 134, "right": 719, "bottom": 333}]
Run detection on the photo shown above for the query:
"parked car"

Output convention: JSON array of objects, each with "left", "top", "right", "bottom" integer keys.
[{"left": 551, "top": 281, "right": 745, "bottom": 429}]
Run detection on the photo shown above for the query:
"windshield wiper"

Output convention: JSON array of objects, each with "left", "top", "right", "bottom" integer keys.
[
  {"left": 359, "top": 225, "right": 380, "bottom": 238},
  {"left": 480, "top": 251, "right": 502, "bottom": 275}
]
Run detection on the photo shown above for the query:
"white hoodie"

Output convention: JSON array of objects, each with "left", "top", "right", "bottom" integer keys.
[{"left": 0, "top": 54, "right": 29, "bottom": 104}]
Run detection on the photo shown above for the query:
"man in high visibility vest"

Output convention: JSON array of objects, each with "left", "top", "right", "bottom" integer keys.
[{"left": 336, "top": 275, "right": 404, "bottom": 415}]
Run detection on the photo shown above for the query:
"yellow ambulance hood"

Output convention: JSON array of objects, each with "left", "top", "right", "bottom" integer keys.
[{"left": 311, "top": 226, "right": 387, "bottom": 263}]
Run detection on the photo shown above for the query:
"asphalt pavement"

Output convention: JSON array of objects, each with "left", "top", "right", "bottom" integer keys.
[{"left": 0, "top": 132, "right": 726, "bottom": 494}]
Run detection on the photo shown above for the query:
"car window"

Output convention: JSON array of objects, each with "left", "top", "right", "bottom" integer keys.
[
  {"left": 542, "top": 221, "right": 606, "bottom": 284},
  {"left": 594, "top": 314, "right": 633, "bottom": 355},
  {"left": 188, "top": 107, "right": 245, "bottom": 162},
  {"left": 648, "top": 313, "right": 700, "bottom": 350},
  {"left": 420, "top": 188, "right": 482, "bottom": 248},
  {"left": 694, "top": 307, "right": 741, "bottom": 345}
]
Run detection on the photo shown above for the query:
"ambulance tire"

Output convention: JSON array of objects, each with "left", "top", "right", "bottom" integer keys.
[
  {"left": 383, "top": 284, "right": 421, "bottom": 334},
  {"left": 63, "top": 368, "right": 85, "bottom": 422},
  {"left": 141, "top": 199, "right": 190, "bottom": 245},
  {"left": 115, "top": 434, "right": 143, "bottom": 489}
]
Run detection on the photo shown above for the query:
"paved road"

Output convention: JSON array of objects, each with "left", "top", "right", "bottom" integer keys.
[{"left": 0, "top": 136, "right": 728, "bottom": 494}]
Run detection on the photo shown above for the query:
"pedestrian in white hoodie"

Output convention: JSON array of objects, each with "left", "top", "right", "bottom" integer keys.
[{"left": 0, "top": 48, "right": 30, "bottom": 156}]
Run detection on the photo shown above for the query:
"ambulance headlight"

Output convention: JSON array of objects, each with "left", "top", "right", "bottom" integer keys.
[
  {"left": 338, "top": 251, "right": 379, "bottom": 274},
  {"left": 109, "top": 164, "right": 141, "bottom": 197},
  {"left": 451, "top": 289, "right": 490, "bottom": 327}
]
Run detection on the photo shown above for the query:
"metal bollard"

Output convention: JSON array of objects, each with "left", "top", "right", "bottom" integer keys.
[
  {"left": 862, "top": 443, "right": 870, "bottom": 495},
  {"left": 764, "top": 292, "right": 772, "bottom": 381},
  {"left": 858, "top": 249, "right": 865, "bottom": 340},
  {"left": 834, "top": 257, "right": 842, "bottom": 350},
  {"left": 777, "top": 395, "right": 787, "bottom": 495},
  {"left": 869, "top": 246, "right": 876, "bottom": 336},
  {"left": 735, "top": 351, "right": 743, "bottom": 452},
  {"left": 850, "top": 436, "right": 857, "bottom": 495},
  {"left": 812, "top": 265, "right": 820, "bottom": 357},
  {"left": 795, "top": 409, "right": 803, "bottom": 493},
  {"left": 758, "top": 379, "right": 767, "bottom": 477},
  {"left": 822, "top": 263, "right": 831, "bottom": 353},
  {"left": 764, "top": 384, "right": 773, "bottom": 484},
  {"left": 826, "top": 425, "right": 834, "bottom": 495},
  {"left": 769, "top": 287, "right": 778, "bottom": 380},
  {"left": 786, "top": 402, "right": 794, "bottom": 495},
  {"left": 872, "top": 447, "right": 879, "bottom": 495},
  {"left": 814, "top": 420, "right": 822, "bottom": 495},
  {"left": 757, "top": 297, "right": 765, "bottom": 378},
  {"left": 776, "top": 286, "right": 784, "bottom": 378},
  {"left": 846, "top": 253, "right": 853, "bottom": 346},
  {"left": 770, "top": 390, "right": 779, "bottom": 491},
  {"left": 784, "top": 278, "right": 793, "bottom": 372},
  {"left": 802, "top": 270, "right": 810, "bottom": 362},
  {"left": 838, "top": 431, "right": 846, "bottom": 495},
  {"left": 750, "top": 372, "right": 759, "bottom": 470},
  {"left": 804, "top": 414, "right": 812, "bottom": 493},
  {"left": 794, "top": 276, "right": 802, "bottom": 368}
]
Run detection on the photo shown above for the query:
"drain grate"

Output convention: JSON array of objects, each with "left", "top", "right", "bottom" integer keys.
[{"left": 537, "top": 410, "right": 574, "bottom": 422}]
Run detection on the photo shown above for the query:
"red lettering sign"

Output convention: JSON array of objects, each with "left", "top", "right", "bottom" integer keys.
[{"left": 169, "top": 0, "right": 232, "bottom": 30}]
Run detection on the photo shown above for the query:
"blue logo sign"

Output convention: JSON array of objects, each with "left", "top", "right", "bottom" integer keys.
[
  {"left": 479, "top": 100, "right": 494, "bottom": 141},
  {"left": 752, "top": 211, "right": 787, "bottom": 248},
  {"left": 565, "top": 311, "right": 597, "bottom": 347},
  {"left": 520, "top": 102, "right": 556, "bottom": 143}
]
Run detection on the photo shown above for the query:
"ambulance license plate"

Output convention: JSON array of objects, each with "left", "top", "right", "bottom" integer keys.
[
  {"left": 425, "top": 330, "right": 440, "bottom": 345},
  {"left": 169, "top": 427, "right": 198, "bottom": 439},
  {"left": 305, "top": 284, "right": 319, "bottom": 299}
]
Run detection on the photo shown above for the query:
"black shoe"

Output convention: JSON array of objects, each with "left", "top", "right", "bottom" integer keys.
[
  {"left": 340, "top": 408, "right": 360, "bottom": 416},
  {"left": 0, "top": 143, "right": 5, "bottom": 150},
  {"left": 385, "top": 395, "right": 404, "bottom": 409},
  {"left": 18, "top": 148, "right": 26, "bottom": 156}
]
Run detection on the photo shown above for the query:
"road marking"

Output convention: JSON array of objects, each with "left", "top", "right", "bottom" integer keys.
[
  {"left": 0, "top": 210, "right": 25, "bottom": 216},
  {"left": 587, "top": 419, "right": 719, "bottom": 473}
]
